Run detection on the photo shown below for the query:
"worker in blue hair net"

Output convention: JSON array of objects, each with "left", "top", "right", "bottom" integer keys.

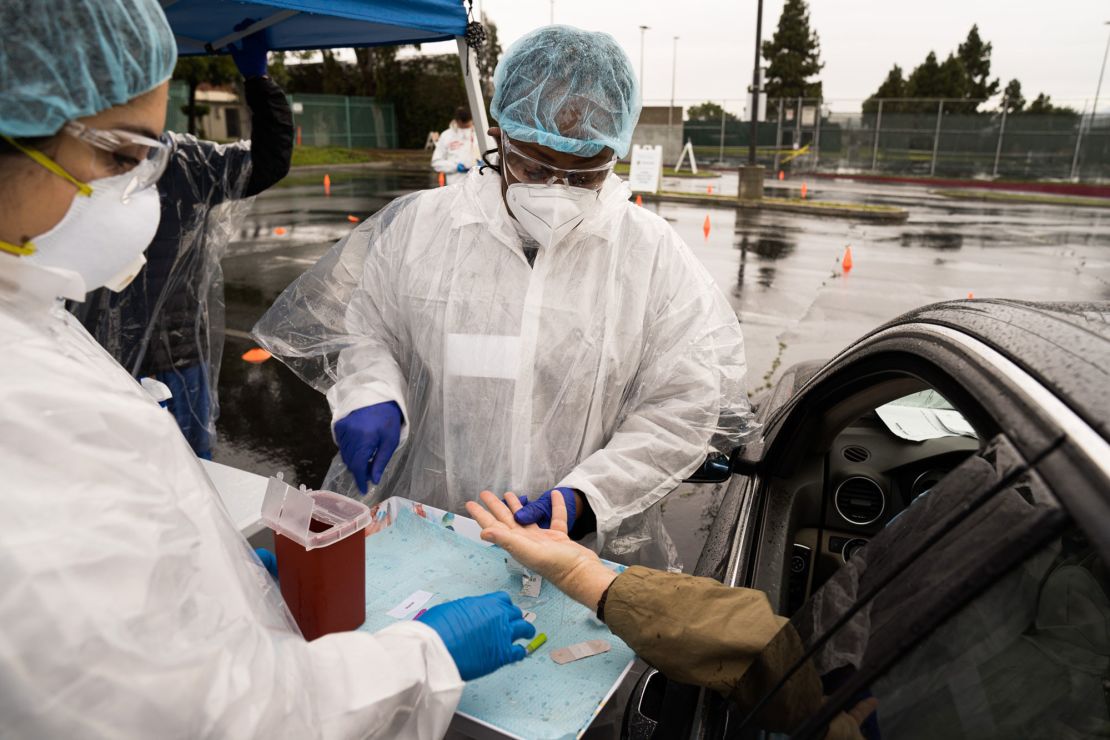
[
  {"left": 256, "top": 25, "right": 758, "bottom": 571},
  {"left": 0, "top": 1, "right": 538, "bottom": 736}
]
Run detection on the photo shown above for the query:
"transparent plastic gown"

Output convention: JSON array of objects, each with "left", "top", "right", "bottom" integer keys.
[
  {"left": 254, "top": 169, "right": 758, "bottom": 568},
  {"left": 70, "top": 75, "right": 293, "bottom": 458}
]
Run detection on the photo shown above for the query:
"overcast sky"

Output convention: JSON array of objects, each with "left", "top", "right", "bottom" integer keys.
[{"left": 414, "top": 0, "right": 1110, "bottom": 114}]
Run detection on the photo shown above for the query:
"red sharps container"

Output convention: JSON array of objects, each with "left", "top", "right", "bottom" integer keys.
[{"left": 261, "top": 476, "right": 371, "bottom": 641}]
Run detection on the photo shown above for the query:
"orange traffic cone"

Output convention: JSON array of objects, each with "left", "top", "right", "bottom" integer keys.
[
  {"left": 703, "top": 214, "right": 711, "bottom": 240},
  {"left": 778, "top": 170, "right": 785, "bottom": 181},
  {"left": 842, "top": 245, "right": 853, "bottom": 272},
  {"left": 241, "top": 348, "right": 272, "bottom": 364},
  {"left": 323, "top": 174, "right": 331, "bottom": 196},
  {"left": 707, "top": 184, "right": 714, "bottom": 194},
  {"left": 347, "top": 214, "right": 359, "bottom": 223},
  {"left": 967, "top": 292, "right": 974, "bottom": 299},
  {"left": 635, "top": 194, "right": 643, "bottom": 206},
  {"left": 800, "top": 182, "right": 808, "bottom": 199},
  {"left": 296, "top": 126, "right": 302, "bottom": 147},
  {"left": 273, "top": 226, "right": 287, "bottom": 236},
  {"left": 438, "top": 172, "right": 446, "bottom": 187}
]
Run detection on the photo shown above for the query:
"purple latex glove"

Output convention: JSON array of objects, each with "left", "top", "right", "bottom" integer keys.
[
  {"left": 513, "top": 487, "right": 577, "bottom": 530},
  {"left": 417, "top": 592, "right": 535, "bottom": 680},
  {"left": 334, "top": 401, "right": 403, "bottom": 494},
  {"left": 229, "top": 18, "right": 269, "bottom": 78}
]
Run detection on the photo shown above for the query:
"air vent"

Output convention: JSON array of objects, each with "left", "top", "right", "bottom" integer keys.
[
  {"left": 842, "top": 445, "right": 870, "bottom": 463},
  {"left": 834, "top": 477, "right": 886, "bottom": 526}
]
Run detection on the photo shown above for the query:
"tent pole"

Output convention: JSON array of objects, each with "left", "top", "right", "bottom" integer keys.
[
  {"left": 456, "top": 37, "right": 491, "bottom": 156},
  {"left": 205, "top": 10, "right": 298, "bottom": 53}
]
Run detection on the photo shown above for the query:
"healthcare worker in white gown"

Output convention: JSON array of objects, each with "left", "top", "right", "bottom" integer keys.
[
  {"left": 255, "top": 26, "right": 758, "bottom": 569},
  {"left": 0, "top": 2, "right": 533, "bottom": 737}
]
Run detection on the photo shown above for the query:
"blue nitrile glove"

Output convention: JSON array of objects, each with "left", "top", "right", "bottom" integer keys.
[
  {"left": 335, "top": 401, "right": 403, "bottom": 494},
  {"left": 229, "top": 18, "right": 269, "bottom": 78},
  {"left": 254, "top": 548, "right": 278, "bottom": 579},
  {"left": 417, "top": 592, "right": 535, "bottom": 681},
  {"left": 456, "top": 162, "right": 468, "bottom": 173},
  {"left": 513, "top": 487, "right": 577, "bottom": 530}
]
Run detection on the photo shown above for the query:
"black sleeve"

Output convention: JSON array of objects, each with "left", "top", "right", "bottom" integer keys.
[
  {"left": 569, "top": 490, "right": 597, "bottom": 541},
  {"left": 242, "top": 75, "right": 293, "bottom": 197}
]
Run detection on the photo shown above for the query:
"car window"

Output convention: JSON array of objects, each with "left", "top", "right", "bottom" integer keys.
[
  {"left": 864, "top": 525, "right": 1110, "bottom": 739},
  {"left": 728, "top": 434, "right": 1076, "bottom": 739}
]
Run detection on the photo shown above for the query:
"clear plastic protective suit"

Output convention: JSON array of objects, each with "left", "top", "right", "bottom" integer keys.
[
  {"left": 254, "top": 169, "right": 758, "bottom": 568},
  {"left": 490, "top": 25, "right": 641, "bottom": 158},
  {"left": 70, "top": 134, "right": 252, "bottom": 458},
  {"left": 0, "top": 0, "right": 177, "bottom": 137},
  {"left": 71, "top": 74, "right": 293, "bottom": 459}
]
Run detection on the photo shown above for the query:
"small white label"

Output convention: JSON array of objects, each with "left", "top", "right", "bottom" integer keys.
[
  {"left": 521, "top": 575, "right": 542, "bottom": 598},
  {"left": 387, "top": 590, "right": 435, "bottom": 619},
  {"left": 523, "top": 610, "right": 538, "bottom": 623}
]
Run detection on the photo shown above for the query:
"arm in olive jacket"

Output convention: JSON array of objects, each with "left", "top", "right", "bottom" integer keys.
[{"left": 603, "top": 566, "right": 861, "bottom": 740}]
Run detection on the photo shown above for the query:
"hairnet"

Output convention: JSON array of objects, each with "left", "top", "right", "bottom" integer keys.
[
  {"left": 490, "top": 25, "right": 641, "bottom": 159},
  {"left": 0, "top": 0, "right": 177, "bottom": 137}
]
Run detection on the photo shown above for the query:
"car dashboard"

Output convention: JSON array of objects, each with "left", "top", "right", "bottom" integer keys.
[{"left": 785, "top": 410, "right": 980, "bottom": 615}]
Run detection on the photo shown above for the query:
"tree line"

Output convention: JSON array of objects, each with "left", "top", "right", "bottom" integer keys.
[
  {"left": 172, "top": 14, "right": 503, "bottom": 147},
  {"left": 689, "top": 0, "right": 1076, "bottom": 122}
]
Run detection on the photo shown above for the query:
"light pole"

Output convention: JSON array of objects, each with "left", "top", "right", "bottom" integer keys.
[
  {"left": 1092, "top": 21, "right": 1110, "bottom": 122},
  {"left": 639, "top": 25, "right": 650, "bottom": 91},
  {"left": 668, "top": 36, "right": 679, "bottom": 154},
  {"left": 740, "top": 0, "right": 765, "bottom": 200},
  {"left": 748, "top": 0, "right": 764, "bottom": 167},
  {"left": 549, "top": 0, "right": 554, "bottom": 25}
]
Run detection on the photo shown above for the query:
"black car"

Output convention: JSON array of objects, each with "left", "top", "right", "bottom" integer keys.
[{"left": 624, "top": 299, "right": 1110, "bottom": 739}]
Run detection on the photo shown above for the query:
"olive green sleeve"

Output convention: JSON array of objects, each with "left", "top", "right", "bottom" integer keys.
[{"left": 603, "top": 566, "right": 848, "bottom": 736}]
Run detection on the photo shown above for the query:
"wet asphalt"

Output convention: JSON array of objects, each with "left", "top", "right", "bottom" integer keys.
[{"left": 215, "top": 169, "right": 1110, "bottom": 570}]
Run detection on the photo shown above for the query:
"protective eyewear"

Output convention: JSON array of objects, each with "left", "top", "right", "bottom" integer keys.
[
  {"left": 500, "top": 135, "right": 616, "bottom": 190},
  {"left": 63, "top": 121, "right": 170, "bottom": 198}
]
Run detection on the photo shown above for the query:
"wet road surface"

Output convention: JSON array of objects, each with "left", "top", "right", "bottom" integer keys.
[{"left": 215, "top": 169, "right": 1110, "bottom": 570}]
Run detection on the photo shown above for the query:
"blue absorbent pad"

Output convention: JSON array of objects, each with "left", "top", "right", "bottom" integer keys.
[{"left": 359, "top": 508, "right": 634, "bottom": 739}]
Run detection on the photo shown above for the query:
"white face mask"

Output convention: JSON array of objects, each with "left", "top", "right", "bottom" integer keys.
[
  {"left": 505, "top": 183, "right": 600, "bottom": 250},
  {"left": 26, "top": 168, "right": 161, "bottom": 294}
]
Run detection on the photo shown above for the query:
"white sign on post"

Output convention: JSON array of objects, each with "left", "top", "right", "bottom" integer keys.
[{"left": 628, "top": 144, "right": 663, "bottom": 194}]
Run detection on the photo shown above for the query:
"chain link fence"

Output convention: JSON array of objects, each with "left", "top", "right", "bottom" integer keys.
[
  {"left": 287, "top": 93, "right": 397, "bottom": 149},
  {"left": 681, "top": 98, "right": 1109, "bottom": 183}
]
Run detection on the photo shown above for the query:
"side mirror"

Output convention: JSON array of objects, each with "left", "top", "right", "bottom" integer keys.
[{"left": 684, "top": 454, "right": 731, "bottom": 483}]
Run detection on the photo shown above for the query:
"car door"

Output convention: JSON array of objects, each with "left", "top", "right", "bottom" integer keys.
[
  {"left": 731, "top": 317, "right": 1109, "bottom": 737},
  {"left": 624, "top": 313, "right": 1110, "bottom": 739}
]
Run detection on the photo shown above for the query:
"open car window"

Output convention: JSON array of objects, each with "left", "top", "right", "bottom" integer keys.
[{"left": 728, "top": 434, "right": 1080, "bottom": 739}]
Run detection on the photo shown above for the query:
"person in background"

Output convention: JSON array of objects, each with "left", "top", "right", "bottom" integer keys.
[
  {"left": 253, "top": 25, "right": 757, "bottom": 570},
  {"left": 0, "top": 2, "right": 533, "bottom": 737},
  {"left": 69, "top": 18, "right": 294, "bottom": 459},
  {"left": 430, "top": 105, "right": 480, "bottom": 184},
  {"left": 467, "top": 492, "right": 879, "bottom": 740}
]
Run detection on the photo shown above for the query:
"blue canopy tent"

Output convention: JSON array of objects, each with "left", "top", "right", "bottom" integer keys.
[{"left": 162, "top": 0, "right": 490, "bottom": 150}]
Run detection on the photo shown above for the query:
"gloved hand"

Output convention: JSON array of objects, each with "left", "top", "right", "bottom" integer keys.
[
  {"left": 229, "top": 18, "right": 269, "bottom": 78},
  {"left": 254, "top": 547, "right": 278, "bottom": 579},
  {"left": 417, "top": 592, "right": 535, "bottom": 680},
  {"left": 335, "top": 401, "right": 403, "bottom": 494},
  {"left": 513, "top": 487, "right": 577, "bottom": 531},
  {"left": 456, "top": 162, "right": 468, "bottom": 173}
]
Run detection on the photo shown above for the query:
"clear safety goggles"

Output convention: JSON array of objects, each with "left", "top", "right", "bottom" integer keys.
[
  {"left": 500, "top": 134, "right": 616, "bottom": 190},
  {"left": 3, "top": 121, "right": 168, "bottom": 201},
  {"left": 63, "top": 121, "right": 170, "bottom": 197}
]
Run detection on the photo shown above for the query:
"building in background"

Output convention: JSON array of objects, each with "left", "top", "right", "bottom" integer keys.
[{"left": 630, "top": 105, "right": 684, "bottom": 163}]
